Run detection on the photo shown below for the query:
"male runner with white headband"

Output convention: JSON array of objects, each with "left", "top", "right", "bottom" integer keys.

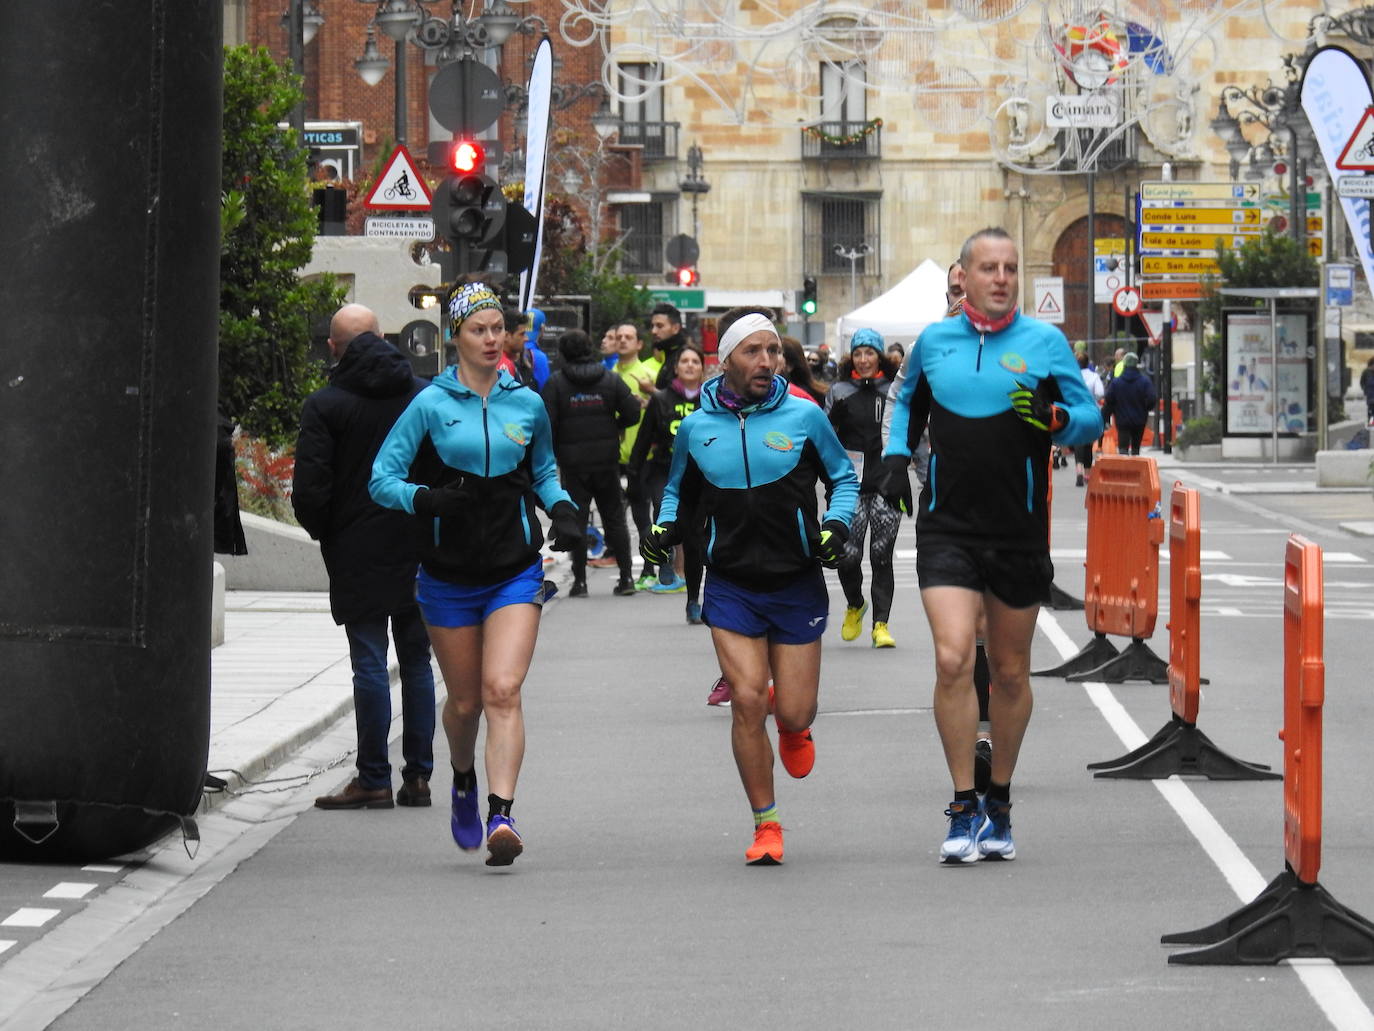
[{"left": 642, "top": 306, "right": 859, "bottom": 866}]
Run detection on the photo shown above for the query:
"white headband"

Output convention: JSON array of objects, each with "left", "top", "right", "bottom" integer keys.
[{"left": 717, "top": 313, "right": 779, "bottom": 366}]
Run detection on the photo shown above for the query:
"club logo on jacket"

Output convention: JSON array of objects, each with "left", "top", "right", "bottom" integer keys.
[
  {"left": 503, "top": 422, "right": 528, "bottom": 445},
  {"left": 762, "top": 431, "right": 794, "bottom": 452},
  {"left": 999, "top": 352, "right": 1028, "bottom": 375}
]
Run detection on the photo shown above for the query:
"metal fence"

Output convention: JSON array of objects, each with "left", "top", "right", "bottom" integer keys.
[{"left": 800, "top": 121, "right": 882, "bottom": 160}]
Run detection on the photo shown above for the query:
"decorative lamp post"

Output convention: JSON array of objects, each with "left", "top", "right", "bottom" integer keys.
[{"left": 833, "top": 242, "right": 872, "bottom": 311}]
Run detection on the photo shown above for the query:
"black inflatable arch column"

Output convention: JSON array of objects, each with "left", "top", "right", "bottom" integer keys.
[{"left": 0, "top": 2, "right": 222, "bottom": 859}]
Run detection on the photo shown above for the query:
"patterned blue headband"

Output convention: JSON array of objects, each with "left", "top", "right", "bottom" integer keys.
[{"left": 447, "top": 282, "right": 503, "bottom": 329}]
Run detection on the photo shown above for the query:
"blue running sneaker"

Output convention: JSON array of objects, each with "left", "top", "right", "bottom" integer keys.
[
  {"left": 450, "top": 784, "right": 483, "bottom": 852},
  {"left": 977, "top": 799, "right": 1015, "bottom": 861},
  {"left": 940, "top": 798, "right": 983, "bottom": 864},
  {"left": 485, "top": 814, "right": 523, "bottom": 867},
  {"left": 650, "top": 575, "right": 686, "bottom": 594}
]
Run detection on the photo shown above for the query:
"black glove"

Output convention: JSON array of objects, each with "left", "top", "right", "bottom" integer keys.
[
  {"left": 412, "top": 479, "right": 467, "bottom": 518},
  {"left": 1008, "top": 380, "right": 1067, "bottom": 433},
  {"left": 813, "top": 519, "right": 849, "bottom": 569},
  {"left": 547, "top": 500, "right": 583, "bottom": 552},
  {"left": 639, "top": 521, "right": 679, "bottom": 566},
  {"left": 880, "top": 454, "right": 913, "bottom": 516}
]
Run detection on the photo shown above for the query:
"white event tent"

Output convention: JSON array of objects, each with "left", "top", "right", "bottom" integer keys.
[{"left": 834, "top": 258, "right": 950, "bottom": 354}]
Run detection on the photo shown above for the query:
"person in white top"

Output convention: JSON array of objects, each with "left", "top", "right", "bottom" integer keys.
[{"left": 1074, "top": 351, "right": 1105, "bottom": 487}]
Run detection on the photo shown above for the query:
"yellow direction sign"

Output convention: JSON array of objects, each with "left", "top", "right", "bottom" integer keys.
[
  {"left": 1140, "top": 181, "right": 1261, "bottom": 202},
  {"left": 1140, "top": 255, "right": 1221, "bottom": 275},
  {"left": 1140, "top": 232, "right": 1236, "bottom": 252},
  {"left": 1141, "top": 207, "right": 1260, "bottom": 226},
  {"left": 1309, "top": 238, "right": 1324, "bottom": 257}
]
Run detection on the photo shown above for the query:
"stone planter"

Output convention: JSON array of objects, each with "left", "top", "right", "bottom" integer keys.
[{"left": 1176, "top": 443, "right": 1222, "bottom": 462}]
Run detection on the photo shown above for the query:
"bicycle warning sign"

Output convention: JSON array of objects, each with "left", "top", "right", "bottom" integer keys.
[
  {"left": 1336, "top": 107, "right": 1374, "bottom": 172},
  {"left": 363, "top": 145, "right": 433, "bottom": 211}
]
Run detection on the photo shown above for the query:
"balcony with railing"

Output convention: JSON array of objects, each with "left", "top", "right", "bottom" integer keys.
[
  {"left": 800, "top": 119, "right": 883, "bottom": 160},
  {"left": 617, "top": 121, "right": 680, "bottom": 162}
]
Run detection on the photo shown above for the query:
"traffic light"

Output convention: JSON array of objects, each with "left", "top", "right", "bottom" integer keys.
[
  {"left": 431, "top": 138, "right": 506, "bottom": 253},
  {"left": 801, "top": 276, "right": 818, "bottom": 317},
  {"left": 675, "top": 265, "right": 699, "bottom": 287}
]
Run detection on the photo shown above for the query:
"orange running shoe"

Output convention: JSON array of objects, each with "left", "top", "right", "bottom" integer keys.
[
  {"left": 745, "top": 820, "right": 784, "bottom": 865},
  {"left": 778, "top": 727, "right": 815, "bottom": 778}
]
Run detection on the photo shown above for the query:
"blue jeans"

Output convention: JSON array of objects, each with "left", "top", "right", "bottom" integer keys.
[{"left": 344, "top": 606, "right": 435, "bottom": 790}]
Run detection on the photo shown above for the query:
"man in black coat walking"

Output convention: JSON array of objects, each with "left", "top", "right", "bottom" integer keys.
[
  {"left": 293, "top": 303, "right": 435, "bottom": 810},
  {"left": 1102, "top": 352, "right": 1157, "bottom": 456},
  {"left": 541, "top": 329, "right": 641, "bottom": 597}
]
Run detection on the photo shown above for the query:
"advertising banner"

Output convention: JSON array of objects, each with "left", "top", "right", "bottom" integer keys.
[{"left": 1223, "top": 312, "right": 1310, "bottom": 436}]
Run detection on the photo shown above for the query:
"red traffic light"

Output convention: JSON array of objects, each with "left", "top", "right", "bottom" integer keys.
[
  {"left": 449, "top": 139, "right": 485, "bottom": 174},
  {"left": 676, "top": 266, "right": 698, "bottom": 287}
]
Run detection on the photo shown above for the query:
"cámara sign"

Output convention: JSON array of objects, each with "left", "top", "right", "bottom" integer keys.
[{"left": 1045, "top": 93, "right": 1120, "bottom": 129}]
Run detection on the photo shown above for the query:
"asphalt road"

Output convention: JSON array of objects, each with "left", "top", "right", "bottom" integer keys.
[{"left": 7, "top": 460, "right": 1374, "bottom": 1031}]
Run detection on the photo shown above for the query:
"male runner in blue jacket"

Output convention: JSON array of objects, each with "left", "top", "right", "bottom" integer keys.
[
  {"left": 882, "top": 228, "right": 1102, "bottom": 864},
  {"left": 643, "top": 306, "right": 859, "bottom": 866}
]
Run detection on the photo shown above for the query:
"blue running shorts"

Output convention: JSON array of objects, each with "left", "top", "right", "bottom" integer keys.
[
  {"left": 416, "top": 559, "right": 547, "bottom": 629},
  {"left": 702, "top": 567, "right": 829, "bottom": 645}
]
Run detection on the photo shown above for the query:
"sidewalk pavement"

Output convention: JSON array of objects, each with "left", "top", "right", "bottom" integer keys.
[{"left": 204, "top": 451, "right": 1374, "bottom": 808}]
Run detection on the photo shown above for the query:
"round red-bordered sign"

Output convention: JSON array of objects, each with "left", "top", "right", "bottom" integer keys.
[{"left": 1112, "top": 285, "right": 1143, "bottom": 317}]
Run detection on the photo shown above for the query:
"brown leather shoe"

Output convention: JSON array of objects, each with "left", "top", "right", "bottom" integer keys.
[
  {"left": 314, "top": 777, "right": 394, "bottom": 810},
  {"left": 396, "top": 777, "right": 431, "bottom": 807}
]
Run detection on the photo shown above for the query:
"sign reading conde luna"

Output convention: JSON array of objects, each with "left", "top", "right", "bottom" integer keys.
[{"left": 1046, "top": 93, "right": 1120, "bottom": 129}]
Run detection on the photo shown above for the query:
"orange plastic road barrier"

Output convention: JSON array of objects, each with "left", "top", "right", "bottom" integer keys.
[
  {"left": 1162, "top": 532, "right": 1374, "bottom": 964},
  {"left": 1168, "top": 485, "right": 1202, "bottom": 724},
  {"left": 1087, "top": 482, "right": 1275, "bottom": 779},
  {"left": 1035, "top": 455, "right": 1169, "bottom": 682},
  {"left": 1283, "top": 534, "right": 1324, "bottom": 886},
  {"left": 1083, "top": 456, "right": 1163, "bottom": 640}
]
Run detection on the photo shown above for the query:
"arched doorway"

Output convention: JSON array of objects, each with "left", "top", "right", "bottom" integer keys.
[{"left": 1051, "top": 213, "right": 1127, "bottom": 356}]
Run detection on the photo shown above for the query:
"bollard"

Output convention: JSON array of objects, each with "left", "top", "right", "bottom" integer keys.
[
  {"left": 1162, "top": 535, "right": 1374, "bottom": 964},
  {"left": 1034, "top": 456, "right": 1169, "bottom": 682},
  {"left": 1088, "top": 484, "right": 1277, "bottom": 779}
]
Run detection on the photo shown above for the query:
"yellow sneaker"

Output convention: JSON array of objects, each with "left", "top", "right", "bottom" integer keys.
[
  {"left": 841, "top": 601, "right": 868, "bottom": 641},
  {"left": 871, "top": 622, "right": 895, "bottom": 649}
]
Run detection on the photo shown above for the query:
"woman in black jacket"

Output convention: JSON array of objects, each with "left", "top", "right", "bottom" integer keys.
[
  {"left": 627, "top": 344, "right": 706, "bottom": 622},
  {"left": 825, "top": 329, "right": 900, "bottom": 649}
]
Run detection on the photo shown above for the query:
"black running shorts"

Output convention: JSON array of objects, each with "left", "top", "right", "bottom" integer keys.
[{"left": 915, "top": 540, "right": 1054, "bottom": 610}]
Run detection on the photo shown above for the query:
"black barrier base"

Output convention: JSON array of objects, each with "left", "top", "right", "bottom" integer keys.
[
  {"left": 1066, "top": 637, "right": 1170, "bottom": 684},
  {"left": 1032, "top": 632, "right": 1118, "bottom": 678},
  {"left": 1045, "top": 581, "right": 1084, "bottom": 611},
  {"left": 1163, "top": 868, "right": 1374, "bottom": 965},
  {"left": 1087, "top": 715, "right": 1280, "bottom": 780}
]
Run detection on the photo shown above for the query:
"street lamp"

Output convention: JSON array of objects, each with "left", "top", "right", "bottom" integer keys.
[
  {"left": 283, "top": 0, "right": 325, "bottom": 133},
  {"left": 354, "top": 27, "right": 390, "bottom": 87},
  {"left": 678, "top": 142, "right": 710, "bottom": 245},
  {"left": 833, "top": 242, "right": 872, "bottom": 311}
]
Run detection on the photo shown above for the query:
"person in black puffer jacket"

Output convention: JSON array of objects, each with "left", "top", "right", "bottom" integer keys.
[
  {"left": 541, "top": 329, "right": 641, "bottom": 595},
  {"left": 292, "top": 304, "right": 435, "bottom": 811},
  {"left": 825, "top": 328, "right": 900, "bottom": 649}
]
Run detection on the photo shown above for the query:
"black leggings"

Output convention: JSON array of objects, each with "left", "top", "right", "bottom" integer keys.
[
  {"left": 836, "top": 492, "right": 900, "bottom": 623},
  {"left": 562, "top": 466, "right": 632, "bottom": 583},
  {"left": 644, "top": 463, "right": 705, "bottom": 602},
  {"left": 1118, "top": 423, "right": 1145, "bottom": 456}
]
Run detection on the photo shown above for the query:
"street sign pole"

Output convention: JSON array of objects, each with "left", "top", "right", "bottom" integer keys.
[{"left": 1160, "top": 298, "right": 1172, "bottom": 452}]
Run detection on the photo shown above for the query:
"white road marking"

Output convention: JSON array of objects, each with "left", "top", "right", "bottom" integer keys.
[
  {"left": 42, "top": 884, "right": 96, "bottom": 901},
  {"left": 80, "top": 865, "right": 123, "bottom": 874},
  {"left": 0, "top": 942, "right": 15, "bottom": 956},
  {"left": 1, "top": 909, "right": 60, "bottom": 929},
  {"left": 1037, "top": 609, "right": 1374, "bottom": 1031}
]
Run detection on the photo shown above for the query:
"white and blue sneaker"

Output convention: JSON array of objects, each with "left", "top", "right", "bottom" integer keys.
[
  {"left": 940, "top": 798, "right": 983, "bottom": 864},
  {"left": 977, "top": 799, "right": 1016, "bottom": 861},
  {"left": 484, "top": 814, "right": 523, "bottom": 867}
]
